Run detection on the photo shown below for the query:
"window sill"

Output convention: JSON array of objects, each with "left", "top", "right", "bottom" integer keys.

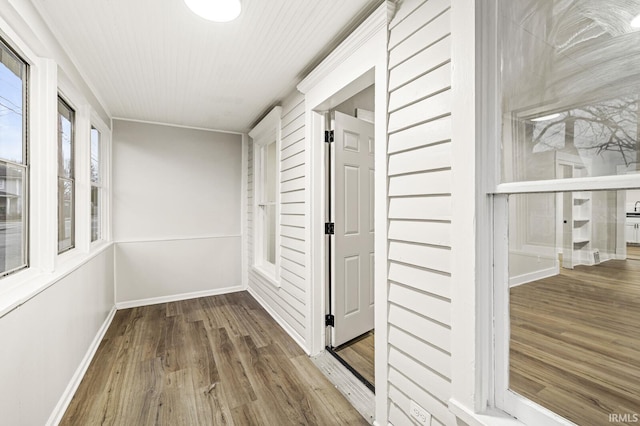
[
  {"left": 0, "top": 242, "right": 113, "bottom": 319},
  {"left": 449, "top": 399, "right": 525, "bottom": 426},
  {"left": 251, "top": 265, "right": 281, "bottom": 288}
]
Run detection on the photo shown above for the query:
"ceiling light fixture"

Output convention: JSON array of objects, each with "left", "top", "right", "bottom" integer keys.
[
  {"left": 632, "top": 13, "right": 640, "bottom": 28},
  {"left": 184, "top": 0, "right": 241, "bottom": 22},
  {"left": 531, "top": 113, "right": 560, "bottom": 122}
]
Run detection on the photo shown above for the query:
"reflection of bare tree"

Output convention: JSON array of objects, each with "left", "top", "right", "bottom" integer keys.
[{"left": 532, "top": 97, "right": 640, "bottom": 167}]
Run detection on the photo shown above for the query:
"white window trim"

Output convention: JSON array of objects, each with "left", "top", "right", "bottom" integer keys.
[
  {"left": 88, "top": 116, "right": 111, "bottom": 246},
  {"left": 0, "top": 11, "right": 112, "bottom": 318},
  {"left": 449, "top": 1, "right": 640, "bottom": 425},
  {"left": 56, "top": 94, "right": 79, "bottom": 256},
  {"left": 249, "top": 106, "right": 282, "bottom": 285},
  {"left": 296, "top": 2, "right": 390, "bottom": 423},
  {"left": 0, "top": 37, "right": 29, "bottom": 279}
]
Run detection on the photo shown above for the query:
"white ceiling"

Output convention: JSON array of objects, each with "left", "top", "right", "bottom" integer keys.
[{"left": 33, "top": 0, "right": 381, "bottom": 132}]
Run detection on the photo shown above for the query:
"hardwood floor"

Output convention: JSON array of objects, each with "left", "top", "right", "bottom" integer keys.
[
  {"left": 510, "top": 255, "right": 640, "bottom": 425},
  {"left": 334, "top": 331, "right": 374, "bottom": 386},
  {"left": 61, "top": 292, "right": 367, "bottom": 426}
]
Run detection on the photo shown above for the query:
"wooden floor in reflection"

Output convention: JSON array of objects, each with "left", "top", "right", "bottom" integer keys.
[
  {"left": 335, "top": 331, "right": 374, "bottom": 386},
  {"left": 510, "top": 248, "right": 640, "bottom": 425}
]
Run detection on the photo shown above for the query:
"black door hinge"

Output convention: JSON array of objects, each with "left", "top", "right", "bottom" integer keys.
[
  {"left": 324, "top": 130, "right": 334, "bottom": 143},
  {"left": 325, "top": 314, "right": 335, "bottom": 327},
  {"left": 325, "top": 222, "right": 335, "bottom": 235}
]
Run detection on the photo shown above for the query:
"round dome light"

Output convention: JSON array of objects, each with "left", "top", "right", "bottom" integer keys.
[{"left": 184, "top": 0, "right": 241, "bottom": 22}]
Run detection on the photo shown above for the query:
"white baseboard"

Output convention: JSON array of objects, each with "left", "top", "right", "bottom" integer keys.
[
  {"left": 509, "top": 265, "right": 558, "bottom": 288},
  {"left": 246, "top": 286, "right": 310, "bottom": 355},
  {"left": 46, "top": 305, "right": 117, "bottom": 426},
  {"left": 115, "top": 285, "right": 244, "bottom": 309}
]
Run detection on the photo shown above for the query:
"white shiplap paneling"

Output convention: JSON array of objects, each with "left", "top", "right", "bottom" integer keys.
[
  {"left": 386, "top": 0, "right": 453, "bottom": 424},
  {"left": 33, "top": 0, "right": 382, "bottom": 132},
  {"left": 247, "top": 90, "right": 308, "bottom": 350}
]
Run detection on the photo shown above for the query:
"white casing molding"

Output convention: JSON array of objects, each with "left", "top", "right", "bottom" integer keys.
[{"left": 298, "top": 2, "right": 390, "bottom": 424}]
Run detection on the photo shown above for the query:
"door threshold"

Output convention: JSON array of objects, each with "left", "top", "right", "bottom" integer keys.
[
  {"left": 326, "top": 346, "right": 375, "bottom": 393},
  {"left": 312, "top": 350, "right": 375, "bottom": 424}
]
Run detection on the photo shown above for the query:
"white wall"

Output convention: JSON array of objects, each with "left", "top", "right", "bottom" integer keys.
[
  {"left": 0, "top": 246, "right": 115, "bottom": 426},
  {"left": 112, "top": 120, "right": 243, "bottom": 306},
  {"left": 386, "top": 0, "right": 455, "bottom": 425},
  {"left": 0, "top": 2, "right": 116, "bottom": 425},
  {"left": 247, "top": 90, "right": 308, "bottom": 349},
  {"left": 334, "top": 84, "right": 375, "bottom": 117}
]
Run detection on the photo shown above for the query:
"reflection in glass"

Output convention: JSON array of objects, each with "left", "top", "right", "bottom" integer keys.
[
  {"left": 91, "top": 186, "right": 99, "bottom": 242},
  {"left": 0, "top": 165, "right": 26, "bottom": 274},
  {"left": 58, "top": 179, "right": 74, "bottom": 252},
  {"left": 58, "top": 97, "right": 75, "bottom": 253},
  {"left": 500, "top": 0, "right": 640, "bottom": 182},
  {"left": 266, "top": 141, "right": 276, "bottom": 203},
  {"left": 0, "top": 43, "right": 25, "bottom": 164},
  {"left": 0, "top": 40, "right": 28, "bottom": 276},
  {"left": 58, "top": 99, "right": 74, "bottom": 179},
  {"left": 265, "top": 204, "right": 275, "bottom": 264},
  {"left": 90, "top": 127, "right": 101, "bottom": 242},
  {"left": 260, "top": 140, "right": 277, "bottom": 267},
  {"left": 90, "top": 127, "right": 100, "bottom": 184},
  {"left": 508, "top": 190, "right": 640, "bottom": 424}
]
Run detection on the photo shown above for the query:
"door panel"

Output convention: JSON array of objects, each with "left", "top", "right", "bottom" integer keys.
[{"left": 332, "top": 111, "right": 375, "bottom": 347}]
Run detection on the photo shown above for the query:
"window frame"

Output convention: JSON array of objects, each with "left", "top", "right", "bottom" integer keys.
[
  {"left": 0, "top": 36, "right": 29, "bottom": 278},
  {"left": 485, "top": 1, "right": 640, "bottom": 424},
  {"left": 0, "top": 10, "right": 112, "bottom": 317},
  {"left": 57, "top": 95, "right": 76, "bottom": 254},
  {"left": 249, "top": 106, "right": 282, "bottom": 285},
  {"left": 89, "top": 125, "right": 101, "bottom": 243}
]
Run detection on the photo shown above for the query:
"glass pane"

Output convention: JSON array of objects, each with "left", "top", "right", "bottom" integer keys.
[
  {"left": 508, "top": 190, "right": 640, "bottom": 424},
  {"left": 265, "top": 141, "right": 276, "bottom": 203},
  {"left": 58, "top": 98, "right": 74, "bottom": 179},
  {"left": 90, "top": 127, "right": 100, "bottom": 183},
  {"left": 91, "top": 186, "right": 99, "bottom": 242},
  {"left": 264, "top": 204, "right": 275, "bottom": 265},
  {"left": 500, "top": 1, "right": 640, "bottom": 183},
  {"left": 58, "top": 178, "right": 74, "bottom": 252},
  {"left": 0, "top": 163, "right": 26, "bottom": 274},
  {"left": 0, "top": 42, "right": 26, "bottom": 164}
]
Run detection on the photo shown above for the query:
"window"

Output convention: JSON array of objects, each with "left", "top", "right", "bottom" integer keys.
[
  {"left": 90, "top": 126, "right": 101, "bottom": 242},
  {"left": 259, "top": 140, "right": 277, "bottom": 266},
  {"left": 57, "top": 97, "right": 75, "bottom": 253},
  {"left": 249, "top": 106, "right": 281, "bottom": 280},
  {"left": 493, "top": 2, "right": 640, "bottom": 424},
  {"left": 0, "top": 39, "right": 28, "bottom": 277}
]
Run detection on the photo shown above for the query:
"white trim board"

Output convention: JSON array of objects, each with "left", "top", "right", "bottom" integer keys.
[
  {"left": 297, "top": 2, "right": 390, "bottom": 424},
  {"left": 46, "top": 305, "right": 117, "bottom": 426},
  {"left": 111, "top": 117, "right": 245, "bottom": 136},
  {"left": 115, "top": 285, "right": 244, "bottom": 309},
  {"left": 509, "top": 266, "right": 558, "bottom": 288}
]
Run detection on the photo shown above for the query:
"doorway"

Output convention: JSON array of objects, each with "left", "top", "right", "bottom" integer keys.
[{"left": 324, "top": 86, "right": 375, "bottom": 390}]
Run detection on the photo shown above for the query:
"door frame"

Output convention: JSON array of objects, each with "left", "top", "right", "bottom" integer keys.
[{"left": 296, "top": 2, "right": 390, "bottom": 423}]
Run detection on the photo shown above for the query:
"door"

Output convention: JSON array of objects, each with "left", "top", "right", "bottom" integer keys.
[{"left": 331, "top": 111, "right": 375, "bottom": 347}]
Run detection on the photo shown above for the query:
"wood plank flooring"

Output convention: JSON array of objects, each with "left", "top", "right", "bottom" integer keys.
[
  {"left": 510, "top": 254, "right": 640, "bottom": 425},
  {"left": 334, "top": 331, "right": 374, "bottom": 386},
  {"left": 61, "top": 291, "right": 367, "bottom": 426}
]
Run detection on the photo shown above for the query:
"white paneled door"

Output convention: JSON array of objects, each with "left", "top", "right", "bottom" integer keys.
[{"left": 331, "top": 111, "right": 375, "bottom": 347}]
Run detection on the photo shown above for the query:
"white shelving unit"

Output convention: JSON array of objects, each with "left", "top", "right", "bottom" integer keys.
[
  {"left": 570, "top": 191, "right": 592, "bottom": 267},
  {"left": 558, "top": 159, "right": 594, "bottom": 269}
]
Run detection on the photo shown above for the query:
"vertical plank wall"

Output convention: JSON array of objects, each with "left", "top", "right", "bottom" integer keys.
[
  {"left": 386, "top": 0, "right": 456, "bottom": 424},
  {"left": 247, "top": 91, "right": 308, "bottom": 349}
]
